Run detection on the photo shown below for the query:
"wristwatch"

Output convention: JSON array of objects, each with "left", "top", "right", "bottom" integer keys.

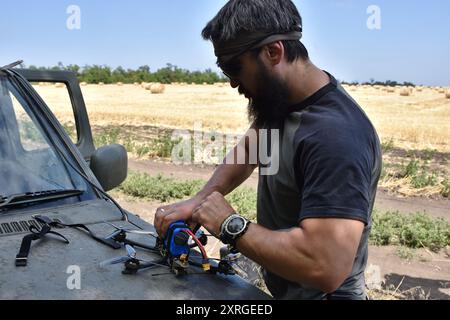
[{"left": 219, "top": 213, "right": 251, "bottom": 248}]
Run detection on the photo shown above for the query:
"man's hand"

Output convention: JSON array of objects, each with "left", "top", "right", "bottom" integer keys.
[
  {"left": 192, "top": 192, "right": 235, "bottom": 237},
  {"left": 154, "top": 196, "right": 204, "bottom": 238}
]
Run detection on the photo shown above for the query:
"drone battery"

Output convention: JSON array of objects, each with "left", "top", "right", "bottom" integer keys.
[{"left": 164, "top": 221, "right": 190, "bottom": 258}]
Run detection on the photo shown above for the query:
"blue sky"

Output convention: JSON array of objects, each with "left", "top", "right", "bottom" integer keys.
[{"left": 1, "top": 0, "right": 449, "bottom": 85}]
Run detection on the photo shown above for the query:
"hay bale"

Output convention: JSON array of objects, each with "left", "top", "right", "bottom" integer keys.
[
  {"left": 387, "top": 87, "right": 395, "bottom": 93},
  {"left": 55, "top": 83, "right": 65, "bottom": 88},
  {"left": 80, "top": 82, "right": 87, "bottom": 86},
  {"left": 150, "top": 83, "right": 165, "bottom": 94},
  {"left": 117, "top": 82, "right": 124, "bottom": 86},
  {"left": 400, "top": 88, "right": 411, "bottom": 96},
  {"left": 445, "top": 90, "right": 450, "bottom": 99},
  {"left": 98, "top": 82, "right": 104, "bottom": 86}
]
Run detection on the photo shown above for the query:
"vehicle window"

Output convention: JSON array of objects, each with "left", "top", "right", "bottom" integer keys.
[
  {"left": 10, "top": 93, "right": 49, "bottom": 152},
  {"left": 31, "top": 82, "right": 77, "bottom": 143},
  {"left": 0, "top": 76, "right": 91, "bottom": 198}
]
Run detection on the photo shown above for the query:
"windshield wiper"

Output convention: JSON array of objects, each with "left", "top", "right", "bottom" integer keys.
[{"left": 0, "top": 189, "right": 83, "bottom": 210}]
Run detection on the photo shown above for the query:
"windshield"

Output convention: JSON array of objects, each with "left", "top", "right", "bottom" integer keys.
[{"left": 0, "top": 74, "right": 95, "bottom": 208}]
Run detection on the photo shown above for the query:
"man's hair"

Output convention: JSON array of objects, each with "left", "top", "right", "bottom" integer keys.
[{"left": 202, "top": 0, "right": 309, "bottom": 62}]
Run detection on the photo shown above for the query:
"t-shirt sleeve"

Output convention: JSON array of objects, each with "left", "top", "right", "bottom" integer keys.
[{"left": 294, "top": 126, "right": 372, "bottom": 225}]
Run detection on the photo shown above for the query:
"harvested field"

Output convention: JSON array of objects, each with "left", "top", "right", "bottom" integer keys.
[{"left": 33, "top": 83, "right": 450, "bottom": 153}]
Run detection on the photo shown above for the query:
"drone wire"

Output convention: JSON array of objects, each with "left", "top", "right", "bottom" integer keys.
[{"left": 184, "top": 229, "right": 208, "bottom": 260}]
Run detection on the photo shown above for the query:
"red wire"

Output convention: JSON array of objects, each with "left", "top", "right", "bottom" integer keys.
[
  {"left": 183, "top": 229, "right": 208, "bottom": 260},
  {"left": 187, "top": 229, "right": 207, "bottom": 259}
]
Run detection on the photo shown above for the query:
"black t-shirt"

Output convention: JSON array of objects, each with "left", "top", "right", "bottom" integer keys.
[{"left": 257, "top": 73, "right": 382, "bottom": 300}]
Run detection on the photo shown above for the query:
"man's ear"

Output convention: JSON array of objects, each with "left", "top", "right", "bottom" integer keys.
[{"left": 262, "top": 41, "right": 284, "bottom": 66}]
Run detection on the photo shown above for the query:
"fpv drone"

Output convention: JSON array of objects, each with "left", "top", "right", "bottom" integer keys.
[{"left": 99, "top": 221, "right": 241, "bottom": 277}]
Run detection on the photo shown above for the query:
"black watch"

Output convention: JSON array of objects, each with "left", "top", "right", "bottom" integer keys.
[{"left": 219, "top": 214, "right": 251, "bottom": 248}]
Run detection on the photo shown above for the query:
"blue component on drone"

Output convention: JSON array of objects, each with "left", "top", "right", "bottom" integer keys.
[{"left": 164, "top": 221, "right": 191, "bottom": 257}]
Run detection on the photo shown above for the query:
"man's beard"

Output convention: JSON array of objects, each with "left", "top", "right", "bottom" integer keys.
[{"left": 243, "top": 62, "right": 292, "bottom": 129}]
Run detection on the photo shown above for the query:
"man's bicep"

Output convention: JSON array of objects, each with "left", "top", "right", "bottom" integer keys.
[{"left": 300, "top": 218, "right": 364, "bottom": 267}]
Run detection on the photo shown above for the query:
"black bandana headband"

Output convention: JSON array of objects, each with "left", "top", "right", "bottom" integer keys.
[{"left": 214, "top": 30, "right": 302, "bottom": 64}]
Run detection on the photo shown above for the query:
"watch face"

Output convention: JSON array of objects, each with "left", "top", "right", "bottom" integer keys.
[{"left": 226, "top": 216, "right": 245, "bottom": 235}]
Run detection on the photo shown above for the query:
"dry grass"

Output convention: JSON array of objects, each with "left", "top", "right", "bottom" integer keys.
[
  {"left": 387, "top": 87, "right": 395, "bottom": 93},
  {"left": 33, "top": 84, "right": 450, "bottom": 152}
]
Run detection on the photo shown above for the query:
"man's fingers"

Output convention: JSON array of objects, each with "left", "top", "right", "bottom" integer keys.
[
  {"left": 191, "top": 210, "right": 201, "bottom": 224},
  {"left": 154, "top": 207, "right": 167, "bottom": 233},
  {"left": 160, "top": 211, "right": 182, "bottom": 238},
  {"left": 155, "top": 206, "right": 176, "bottom": 237}
]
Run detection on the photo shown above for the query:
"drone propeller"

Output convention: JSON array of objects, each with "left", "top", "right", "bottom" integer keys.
[
  {"left": 99, "top": 244, "right": 136, "bottom": 268},
  {"left": 125, "top": 244, "right": 136, "bottom": 258},
  {"left": 99, "top": 256, "right": 131, "bottom": 268}
]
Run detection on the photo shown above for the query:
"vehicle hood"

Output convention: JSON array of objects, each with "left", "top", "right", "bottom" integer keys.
[{"left": 0, "top": 200, "right": 270, "bottom": 300}]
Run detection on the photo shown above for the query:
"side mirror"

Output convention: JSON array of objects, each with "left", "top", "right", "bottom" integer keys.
[{"left": 90, "top": 144, "right": 128, "bottom": 191}]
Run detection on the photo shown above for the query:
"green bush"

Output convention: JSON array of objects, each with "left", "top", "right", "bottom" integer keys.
[
  {"left": 370, "top": 211, "right": 450, "bottom": 252},
  {"left": 151, "top": 135, "right": 182, "bottom": 158},
  {"left": 118, "top": 171, "right": 203, "bottom": 202},
  {"left": 94, "top": 128, "right": 121, "bottom": 148},
  {"left": 401, "top": 159, "right": 438, "bottom": 188},
  {"left": 441, "top": 179, "right": 450, "bottom": 198}
]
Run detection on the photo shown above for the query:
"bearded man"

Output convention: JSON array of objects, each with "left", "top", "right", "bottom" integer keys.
[{"left": 155, "top": 0, "right": 382, "bottom": 300}]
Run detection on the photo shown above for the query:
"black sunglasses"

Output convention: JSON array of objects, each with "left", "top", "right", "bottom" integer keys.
[
  {"left": 218, "top": 57, "right": 243, "bottom": 81},
  {"left": 218, "top": 46, "right": 263, "bottom": 80}
]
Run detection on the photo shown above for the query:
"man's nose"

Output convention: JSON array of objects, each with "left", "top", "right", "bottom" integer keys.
[{"left": 230, "top": 79, "right": 239, "bottom": 88}]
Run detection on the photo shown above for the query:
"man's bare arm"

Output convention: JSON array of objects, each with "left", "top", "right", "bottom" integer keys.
[
  {"left": 235, "top": 218, "right": 364, "bottom": 293},
  {"left": 191, "top": 192, "right": 364, "bottom": 293},
  {"left": 197, "top": 126, "right": 258, "bottom": 198},
  {"left": 154, "top": 126, "right": 258, "bottom": 236}
]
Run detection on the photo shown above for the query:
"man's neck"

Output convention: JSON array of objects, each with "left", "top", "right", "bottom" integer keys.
[{"left": 284, "top": 59, "right": 330, "bottom": 105}]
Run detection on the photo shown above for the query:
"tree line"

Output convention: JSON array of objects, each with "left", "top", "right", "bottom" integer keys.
[
  {"left": 20, "top": 62, "right": 416, "bottom": 87},
  {"left": 341, "top": 79, "right": 416, "bottom": 87},
  {"left": 23, "top": 62, "right": 227, "bottom": 84}
]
